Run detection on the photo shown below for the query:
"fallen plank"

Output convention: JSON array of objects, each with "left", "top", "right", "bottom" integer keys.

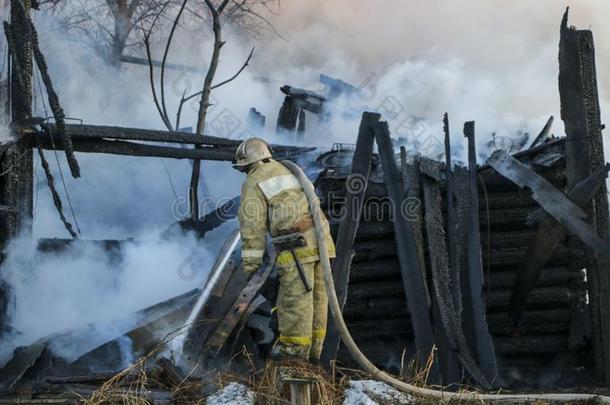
[
  {"left": 45, "top": 372, "right": 122, "bottom": 385},
  {"left": 509, "top": 163, "right": 610, "bottom": 325},
  {"left": 204, "top": 251, "right": 277, "bottom": 356},
  {"left": 486, "top": 149, "right": 610, "bottom": 256}
]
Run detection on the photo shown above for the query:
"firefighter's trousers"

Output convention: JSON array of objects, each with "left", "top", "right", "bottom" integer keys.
[{"left": 276, "top": 260, "right": 327, "bottom": 359}]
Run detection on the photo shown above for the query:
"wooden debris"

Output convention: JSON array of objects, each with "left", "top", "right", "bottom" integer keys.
[
  {"left": 35, "top": 146, "right": 78, "bottom": 238},
  {"left": 422, "top": 175, "right": 491, "bottom": 387},
  {"left": 45, "top": 372, "right": 124, "bottom": 385},
  {"left": 156, "top": 357, "right": 185, "bottom": 388},
  {"left": 510, "top": 163, "right": 610, "bottom": 325},
  {"left": 559, "top": 7, "right": 610, "bottom": 382},
  {"left": 321, "top": 112, "right": 376, "bottom": 366},
  {"left": 284, "top": 377, "right": 313, "bottom": 405},
  {"left": 530, "top": 116, "right": 554, "bottom": 149},
  {"left": 20, "top": 6, "right": 80, "bottom": 178},
  {"left": 205, "top": 252, "right": 277, "bottom": 356},
  {"left": 463, "top": 122, "right": 498, "bottom": 384},
  {"left": 487, "top": 150, "right": 610, "bottom": 256},
  {"left": 374, "top": 117, "right": 439, "bottom": 383},
  {"left": 421, "top": 175, "right": 462, "bottom": 386},
  {"left": 37, "top": 136, "right": 236, "bottom": 161},
  {"left": 443, "top": 113, "right": 462, "bottom": 319}
]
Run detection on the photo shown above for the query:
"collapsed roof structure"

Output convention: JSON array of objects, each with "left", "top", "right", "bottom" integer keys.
[{"left": 0, "top": 2, "right": 610, "bottom": 403}]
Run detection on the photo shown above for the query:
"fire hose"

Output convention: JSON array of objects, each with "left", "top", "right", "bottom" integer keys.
[{"left": 281, "top": 159, "right": 610, "bottom": 404}]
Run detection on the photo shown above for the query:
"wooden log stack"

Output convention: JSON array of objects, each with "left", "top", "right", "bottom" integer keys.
[{"left": 316, "top": 135, "right": 593, "bottom": 386}]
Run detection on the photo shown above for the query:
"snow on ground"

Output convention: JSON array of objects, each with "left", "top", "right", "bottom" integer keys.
[
  {"left": 206, "top": 382, "right": 255, "bottom": 405},
  {"left": 343, "top": 380, "right": 415, "bottom": 405}
]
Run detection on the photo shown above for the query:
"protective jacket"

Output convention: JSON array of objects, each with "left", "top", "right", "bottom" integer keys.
[{"left": 238, "top": 159, "right": 335, "bottom": 273}]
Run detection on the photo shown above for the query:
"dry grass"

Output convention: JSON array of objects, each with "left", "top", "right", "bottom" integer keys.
[
  {"left": 83, "top": 350, "right": 157, "bottom": 405},
  {"left": 76, "top": 339, "right": 446, "bottom": 405},
  {"left": 249, "top": 360, "right": 343, "bottom": 404},
  {"left": 75, "top": 334, "right": 608, "bottom": 405}
]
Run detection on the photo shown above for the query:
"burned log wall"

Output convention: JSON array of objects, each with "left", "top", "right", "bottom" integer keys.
[{"left": 316, "top": 141, "right": 591, "bottom": 386}]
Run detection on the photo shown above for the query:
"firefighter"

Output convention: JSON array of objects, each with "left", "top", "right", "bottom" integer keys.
[{"left": 233, "top": 138, "right": 336, "bottom": 363}]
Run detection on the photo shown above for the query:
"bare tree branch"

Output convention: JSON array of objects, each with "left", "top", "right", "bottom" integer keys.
[
  {"left": 211, "top": 45, "right": 254, "bottom": 89},
  {"left": 142, "top": 4, "right": 173, "bottom": 130},
  {"left": 177, "top": 44, "right": 253, "bottom": 106},
  {"left": 188, "top": 0, "right": 230, "bottom": 220},
  {"left": 159, "top": 0, "right": 187, "bottom": 131}
]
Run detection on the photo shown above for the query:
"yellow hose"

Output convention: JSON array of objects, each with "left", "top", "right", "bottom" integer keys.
[{"left": 281, "top": 159, "right": 610, "bottom": 404}]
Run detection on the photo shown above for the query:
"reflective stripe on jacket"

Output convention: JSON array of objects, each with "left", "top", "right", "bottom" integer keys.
[{"left": 238, "top": 159, "right": 336, "bottom": 273}]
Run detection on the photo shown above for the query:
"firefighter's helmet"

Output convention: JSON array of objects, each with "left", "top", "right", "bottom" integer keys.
[{"left": 234, "top": 138, "right": 273, "bottom": 167}]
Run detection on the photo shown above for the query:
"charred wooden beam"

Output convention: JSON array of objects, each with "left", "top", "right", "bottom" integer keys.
[
  {"left": 0, "top": 0, "right": 34, "bottom": 338},
  {"left": 40, "top": 123, "right": 311, "bottom": 155},
  {"left": 463, "top": 121, "right": 498, "bottom": 384},
  {"left": 478, "top": 165, "right": 566, "bottom": 192},
  {"left": 37, "top": 136, "right": 236, "bottom": 161},
  {"left": 321, "top": 112, "right": 376, "bottom": 366},
  {"left": 343, "top": 297, "right": 408, "bottom": 320},
  {"left": 42, "top": 123, "right": 239, "bottom": 147},
  {"left": 559, "top": 8, "right": 610, "bottom": 382},
  {"left": 509, "top": 164, "right": 610, "bottom": 325},
  {"left": 205, "top": 251, "right": 276, "bottom": 355},
  {"left": 443, "top": 114, "right": 461, "bottom": 323},
  {"left": 529, "top": 116, "right": 555, "bottom": 149},
  {"left": 21, "top": 7, "right": 80, "bottom": 178},
  {"left": 352, "top": 238, "right": 399, "bottom": 262},
  {"left": 488, "top": 309, "right": 571, "bottom": 336},
  {"left": 352, "top": 238, "right": 578, "bottom": 270},
  {"left": 486, "top": 287, "right": 570, "bottom": 313},
  {"left": 280, "top": 85, "right": 326, "bottom": 114},
  {"left": 276, "top": 96, "right": 299, "bottom": 135},
  {"left": 349, "top": 259, "right": 400, "bottom": 283},
  {"left": 401, "top": 151, "right": 427, "bottom": 280},
  {"left": 487, "top": 267, "right": 579, "bottom": 290},
  {"left": 423, "top": 176, "right": 479, "bottom": 386},
  {"left": 484, "top": 245, "right": 578, "bottom": 270},
  {"left": 374, "top": 117, "right": 439, "bottom": 382},
  {"left": 487, "top": 150, "right": 610, "bottom": 256},
  {"left": 494, "top": 335, "right": 568, "bottom": 357},
  {"left": 156, "top": 357, "right": 185, "bottom": 389},
  {"left": 35, "top": 147, "right": 78, "bottom": 238}
]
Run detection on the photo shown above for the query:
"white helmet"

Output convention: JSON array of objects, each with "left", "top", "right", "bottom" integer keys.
[{"left": 234, "top": 138, "right": 273, "bottom": 167}]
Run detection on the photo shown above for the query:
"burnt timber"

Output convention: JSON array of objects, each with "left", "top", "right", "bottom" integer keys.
[{"left": 318, "top": 132, "right": 595, "bottom": 386}]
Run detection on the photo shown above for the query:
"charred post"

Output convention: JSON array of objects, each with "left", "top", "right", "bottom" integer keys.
[
  {"left": 374, "top": 118, "right": 439, "bottom": 383},
  {"left": 0, "top": 0, "right": 34, "bottom": 335},
  {"left": 558, "top": 8, "right": 610, "bottom": 382},
  {"left": 463, "top": 121, "right": 498, "bottom": 384},
  {"left": 321, "top": 112, "right": 376, "bottom": 366}
]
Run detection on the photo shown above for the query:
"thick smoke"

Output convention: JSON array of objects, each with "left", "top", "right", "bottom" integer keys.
[
  {"left": 1, "top": 1, "right": 609, "bottom": 367},
  {"left": 254, "top": 0, "right": 610, "bottom": 160}
]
